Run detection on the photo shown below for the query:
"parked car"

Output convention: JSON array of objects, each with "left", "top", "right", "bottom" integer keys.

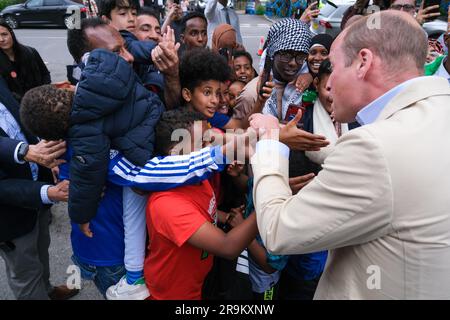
[
  {"left": 0, "top": 0, "right": 86, "bottom": 29},
  {"left": 316, "top": 0, "right": 447, "bottom": 39},
  {"left": 316, "top": 0, "right": 355, "bottom": 38}
]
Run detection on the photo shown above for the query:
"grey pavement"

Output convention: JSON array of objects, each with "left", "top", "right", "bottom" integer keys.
[{"left": 0, "top": 13, "right": 273, "bottom": 300}]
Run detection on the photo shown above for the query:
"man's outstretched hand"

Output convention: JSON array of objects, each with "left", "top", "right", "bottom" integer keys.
[
  {"left": 279, "top": 110, "right": 329, "bottom": 151},
  {"left": 249, "top": 111, "right": 329, "bottom": 151}
]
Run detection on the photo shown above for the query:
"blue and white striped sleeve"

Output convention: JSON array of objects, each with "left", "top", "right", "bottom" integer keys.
[{"left": 108, "top": 146, "right": 229, "bottom": 191}]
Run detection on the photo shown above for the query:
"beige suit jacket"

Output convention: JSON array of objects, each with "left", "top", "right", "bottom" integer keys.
[{"left": 252, "top": 76, "right": 450, "bottom": 299}]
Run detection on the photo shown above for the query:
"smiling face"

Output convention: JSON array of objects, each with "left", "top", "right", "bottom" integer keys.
[
  {"left": 182, "top": 80, "right": 221, "bottom": 118},
  {"left": 308, "top": 44, "right": 329, "bottom": 74},
  {"left": 135, "top": 14, "right": 161, "bottom": 43},
  {"left": 273, "top": 50, "right": 307, "bottom": 83},
  {"left": 217, "top": 82, "right": 230, "bottom": 115},
  {"left": 233, "top": 55, "right": 254, "bottom": 83}
]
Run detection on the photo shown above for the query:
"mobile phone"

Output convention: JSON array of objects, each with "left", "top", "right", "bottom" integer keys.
[
  {"left": 284, "top": 104, "right": 305, "bottom": 123},
  {"left": 219, "top": 47, "right": 230, "bottom": 60},
  {"left": 259, "top": 56, "right": 273, "bottom": 96},
  {"left": 309, "top": 0, "right": 320, "bottom": 18}
]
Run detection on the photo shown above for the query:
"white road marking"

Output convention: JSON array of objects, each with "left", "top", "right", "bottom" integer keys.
[{"left": 240, "top": 24, "right": 270, "bottom": 28}]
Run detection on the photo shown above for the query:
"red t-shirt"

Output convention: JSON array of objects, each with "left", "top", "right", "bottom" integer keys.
[{"left": 144, "top": 180, "right": 217, "bottom": 300}]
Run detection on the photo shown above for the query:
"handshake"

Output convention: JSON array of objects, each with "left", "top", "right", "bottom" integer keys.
[
  {"left": 248, "top": 110, "right": 330, "bottom": 152},
  {"left": 219, "top": 110, "right": 330, "bottom": 164}
]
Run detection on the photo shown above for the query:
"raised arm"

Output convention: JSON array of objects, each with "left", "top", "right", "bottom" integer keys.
[{"left": 108, "top": 145, "right": 229, "bottom": 190}]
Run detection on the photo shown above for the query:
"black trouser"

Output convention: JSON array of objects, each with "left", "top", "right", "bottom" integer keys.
[{"left": 278, "top": 271, "right": 321, "bottom": 300}]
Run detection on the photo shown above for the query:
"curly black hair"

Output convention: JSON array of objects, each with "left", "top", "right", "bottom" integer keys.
[
  {"left": 179, "top": 48, "right": 231, "bottom": 93},
  {"left": 180, "top": 11, "right": 207, "bottom": 34},
  {"left": 20, "top": 85, "right": 73, "bottom": 141},
  {"left": 232, "top": 50, "right": 253, "bottom": 66},
  {"left": 155, "top": 108, "right": 206, "bottom": 156}
]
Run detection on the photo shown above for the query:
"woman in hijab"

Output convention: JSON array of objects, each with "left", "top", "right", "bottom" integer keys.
[
  {"left": 307, "top": 33, "right": 333, "bottom": 76},
  {"left": 0, "top": 21, "right": 51, "bottom": 102},
  {"left": 211, "top": 23, "right": 237, "bottom": 53}
]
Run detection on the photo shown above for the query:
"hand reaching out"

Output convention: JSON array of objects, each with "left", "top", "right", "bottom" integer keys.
[{"left": 279, "top": 110, "right": 330, "bottom": 151}]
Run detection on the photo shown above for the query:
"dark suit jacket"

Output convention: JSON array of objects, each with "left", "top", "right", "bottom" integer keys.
[{"left": 0, "top": 77, "right": 52, "bottom": 242}]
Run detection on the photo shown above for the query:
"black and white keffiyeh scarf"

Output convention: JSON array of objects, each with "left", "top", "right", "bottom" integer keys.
[{"left": 266, "top": 18, "right": 312, "bottom": 59}]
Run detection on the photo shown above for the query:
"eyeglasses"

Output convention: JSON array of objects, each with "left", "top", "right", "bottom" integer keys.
[
  {"left": 390, "top": 4, "right": 415, "bottom": 12},
  {"left": 276, "top": 51, "right": 306, "bottom": 65}
]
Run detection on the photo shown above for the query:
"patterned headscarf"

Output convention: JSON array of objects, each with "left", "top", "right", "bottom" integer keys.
[{"left": 266, "top": 18, "right": 312, "bottom": 58}]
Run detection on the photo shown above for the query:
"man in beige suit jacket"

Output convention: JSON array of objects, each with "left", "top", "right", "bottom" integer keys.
[{"left": 250, "top": 11, "right": 450, "bottom": 299}]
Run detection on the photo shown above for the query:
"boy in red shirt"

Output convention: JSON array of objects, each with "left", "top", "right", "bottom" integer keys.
[{"left": 145, "top": 108, "right": 258, "bottom": 300}]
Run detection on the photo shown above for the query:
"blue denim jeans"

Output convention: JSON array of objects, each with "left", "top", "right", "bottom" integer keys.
[{"left": 71, "top": 255, "right": 125, "bottom": 298}]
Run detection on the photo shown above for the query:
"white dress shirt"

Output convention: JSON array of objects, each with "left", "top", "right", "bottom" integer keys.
[{"left": 205, "top": 0, "right": 243, "bottom": 46}]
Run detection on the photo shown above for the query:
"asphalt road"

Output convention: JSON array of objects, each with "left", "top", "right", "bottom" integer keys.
[{"left": 0, "top": 13, "right": 273, "bottom": 300}]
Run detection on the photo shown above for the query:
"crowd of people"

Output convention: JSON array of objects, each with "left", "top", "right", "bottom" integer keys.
[{"left": 0, "top": 0, "right": 450, "bottom": 301}]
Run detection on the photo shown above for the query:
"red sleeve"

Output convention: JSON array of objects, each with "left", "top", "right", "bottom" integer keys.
[{"left": 149, "top": 193, "right": 209, "bottom": 247}]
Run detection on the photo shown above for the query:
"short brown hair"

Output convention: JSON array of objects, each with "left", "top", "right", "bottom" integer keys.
[
  {"left": 341, "top": 11, "right": 427, "bottom": 71},
  {"left": 20, "top": 85, "right": 73, "bottom": 140}
]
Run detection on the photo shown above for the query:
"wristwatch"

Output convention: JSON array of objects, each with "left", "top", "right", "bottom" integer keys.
[{"left": 17, "top": 142, "right": 29, "bottom": 162}]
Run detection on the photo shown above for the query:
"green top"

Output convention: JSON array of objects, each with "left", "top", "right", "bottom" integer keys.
[{"left": 424, "top": 55, "right": 446, "bottom": 76}]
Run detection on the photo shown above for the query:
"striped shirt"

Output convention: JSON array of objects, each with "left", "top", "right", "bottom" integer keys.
[{"left": 107, "top": 145, "right": 228, "bottom": 190}]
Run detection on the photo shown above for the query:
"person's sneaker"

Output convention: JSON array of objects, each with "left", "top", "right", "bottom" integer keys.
[{"left": 106, "top": 276, "right": 150, "bottom": 300}]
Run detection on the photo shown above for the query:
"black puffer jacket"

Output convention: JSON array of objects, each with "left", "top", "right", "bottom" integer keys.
[{"left": 68, "top": 49, "right": 164, "bottom": 224}]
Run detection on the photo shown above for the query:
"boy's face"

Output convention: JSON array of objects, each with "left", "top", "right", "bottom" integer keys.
[
  {"left": 233, "top": 56, "right": 253, "bottom": 83},
  {"left": 181, "top": 17, "right": 208, "bottom": 50},
  {"left": 217, "top": 82, "right": 230, "bottom": 115},
  {"left": 136, "top": 14, "right": 162, "bottom": 42},
  {"left": 314, "top": 74, "right": 333, "bottom": 114},
  {"left": 106, "top": 6, "right": 137, "bottom": 32},
  {"left": 183, "top": 80, "right": 221, "bottom": 118},
  {"left": 228, "top": 81, "right": 244, "bottom": 108},
  {"left": 85, "top": 25, "right": 134, "bottom": 64}
]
